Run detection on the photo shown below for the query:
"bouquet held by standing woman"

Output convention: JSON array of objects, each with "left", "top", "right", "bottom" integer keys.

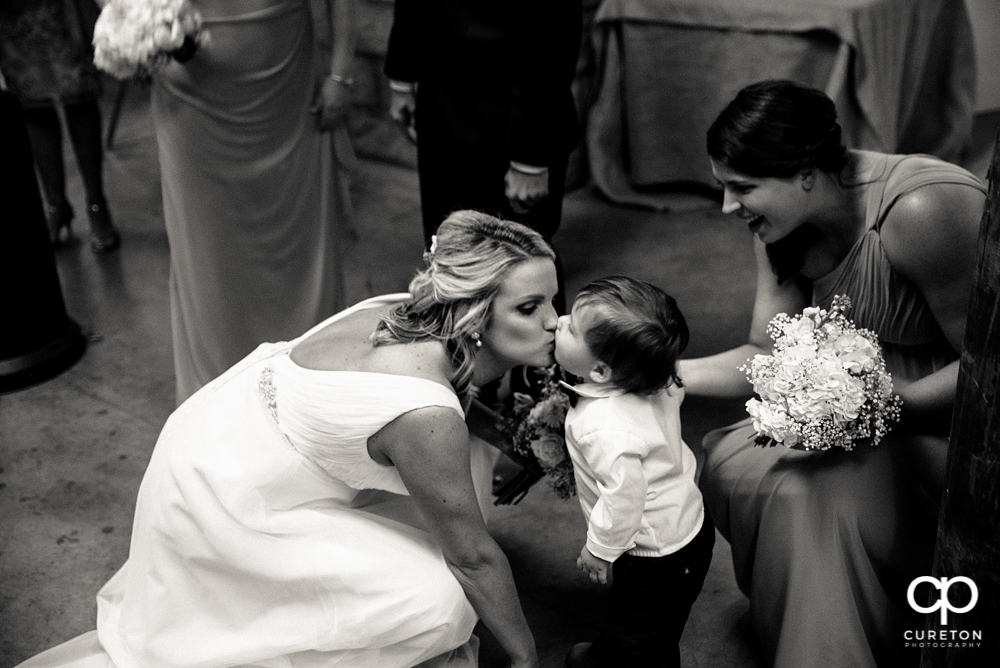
[
  {"left": 742, "top": 295, "right": 902, "bottom": 451},
  {"left": 92, "top": 0, "right": 209, "bottom": 79}
]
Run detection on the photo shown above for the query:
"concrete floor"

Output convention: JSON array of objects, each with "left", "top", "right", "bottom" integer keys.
[{"left": 1, "top": 81, "right": 996, "bottom": 668}]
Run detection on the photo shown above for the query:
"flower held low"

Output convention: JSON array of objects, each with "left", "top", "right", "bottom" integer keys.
[{"left": 742, "top": 295, "right": 902, "bottom": 451}]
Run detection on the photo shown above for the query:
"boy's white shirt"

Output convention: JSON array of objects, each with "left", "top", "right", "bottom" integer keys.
[{"left": 560, "top": 380, "right": 705, "bottom": 562}]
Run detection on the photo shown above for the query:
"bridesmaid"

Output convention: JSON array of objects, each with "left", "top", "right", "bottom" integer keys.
[
  {"left": 678, "top": 80, "right": 985, "bottom": 667},
  {"left": 152, "top": 0, "right": 357, "bottom": 403}
]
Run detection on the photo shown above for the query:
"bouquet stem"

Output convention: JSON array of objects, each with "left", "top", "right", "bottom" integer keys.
[{"left": 172, "top": 35, "right": 199, "bottom": 63}]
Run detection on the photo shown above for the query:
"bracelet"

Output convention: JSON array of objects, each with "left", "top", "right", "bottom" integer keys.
[{"left": 328, "top": 73, "right": 354, "bottom": 87}]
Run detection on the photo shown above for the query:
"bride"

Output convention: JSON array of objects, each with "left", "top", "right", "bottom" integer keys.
[{"left": 16, "top": 211, "right": 557, "bottom": 668}]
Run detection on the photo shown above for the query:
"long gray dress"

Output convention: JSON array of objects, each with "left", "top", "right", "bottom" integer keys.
[
  {"left": 700, "top": 153, "right": 985, "bottom": 668},
  {"left": 152, "top": 0, "right": 349, "bottom": 403}
]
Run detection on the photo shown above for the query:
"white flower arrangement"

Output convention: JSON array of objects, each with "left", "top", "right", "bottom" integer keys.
[
  {"left": 93, "top": 0, "right": 209, "bottom": 79},
  {"left": 742, "top": 295, "right": 902, "bottom": 451}
]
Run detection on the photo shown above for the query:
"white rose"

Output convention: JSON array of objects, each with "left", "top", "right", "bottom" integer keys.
[{"left": 531, "top": 434, "right": 568, "bottom": 469}]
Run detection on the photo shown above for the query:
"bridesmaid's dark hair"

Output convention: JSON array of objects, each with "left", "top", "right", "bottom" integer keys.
[
  {"left": 707, "top": 80, "right": 849, "bottom": 283},
  {"left": 373, "top": 210, "right": 555, "bottom": 400}
]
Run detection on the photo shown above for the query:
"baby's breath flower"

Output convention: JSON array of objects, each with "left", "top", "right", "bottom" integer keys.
[{"left": 743, "top": 295, "right": 902, "bottom": 451}]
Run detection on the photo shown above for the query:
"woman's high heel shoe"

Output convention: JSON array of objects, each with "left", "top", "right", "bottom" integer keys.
[
  {"left": 87, "top": 201, "right": 121, "bottom": 254},
  {"left": 45, "top": 202, "right": 74, "bottom": 246}
]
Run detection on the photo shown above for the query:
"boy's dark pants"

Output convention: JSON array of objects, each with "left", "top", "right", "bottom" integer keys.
[{"left": 595, "top": 514, "right": 715, "bottom": 668}]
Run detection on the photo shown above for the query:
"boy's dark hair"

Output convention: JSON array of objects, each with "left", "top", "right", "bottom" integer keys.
[{"left": 574, "top": 276, "right": 689, "bottom": 395}]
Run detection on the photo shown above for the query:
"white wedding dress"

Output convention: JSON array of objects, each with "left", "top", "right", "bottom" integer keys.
[{"left": 17, "top": 295, "right": 495, "bottom": 668}]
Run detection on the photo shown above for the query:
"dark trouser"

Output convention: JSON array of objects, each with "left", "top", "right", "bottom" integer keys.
[
  {"left": 415, "top": 76, "right": 569, "bottom": 243},
  {"left": 415, "top": 75, "right": 570, "bottom": 313},
  {"left": 596, "top": 514, "right": 715, "bottom": 668}
]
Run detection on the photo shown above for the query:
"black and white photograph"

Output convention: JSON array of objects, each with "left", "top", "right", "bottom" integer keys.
[{"left": 2, "top": 0, "right": 998, "bottom": 666}]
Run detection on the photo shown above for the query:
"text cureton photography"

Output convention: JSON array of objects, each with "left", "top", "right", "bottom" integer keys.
[{"left": 903, "top": 576, "right": 985, "bottom": 649}]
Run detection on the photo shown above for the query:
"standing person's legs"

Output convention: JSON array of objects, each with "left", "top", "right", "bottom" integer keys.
[
  {"left": 64, "top": 100, "right": 120, "bottom": 252},
  {"left": 596, "top": 516, "right": 715, "bottom": 668},
  {"left": 21, "top": 104, "right": 71, "bottom": 241}
]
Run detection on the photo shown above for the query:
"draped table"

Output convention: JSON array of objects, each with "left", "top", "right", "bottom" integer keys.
[{"left": 585, "top": 0, "right": 977, "bottom": 210}]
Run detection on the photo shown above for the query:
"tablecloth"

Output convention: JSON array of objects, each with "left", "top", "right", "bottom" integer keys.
[{"left": 586, "top": 0, "right": 977, "bottom": 210}]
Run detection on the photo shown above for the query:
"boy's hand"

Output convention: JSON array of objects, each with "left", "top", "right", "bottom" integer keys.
[{"left": 577, "top": 547, "right": 611, "bottom": 585}]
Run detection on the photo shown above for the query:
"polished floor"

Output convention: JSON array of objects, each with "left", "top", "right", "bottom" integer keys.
[{"left": 1, "top": 80, "right": 996, "bottom": 668}]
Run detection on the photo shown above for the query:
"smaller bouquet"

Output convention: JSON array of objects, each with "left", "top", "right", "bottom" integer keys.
[
  {"left": 742, "top": 295, "right": 902, "bottom": 451},
  {"left": 492, "top": 365, "right": 576, "bottom": 504},
  {"left": 93, "top": 0, "right": 209, "bottom": 80}
]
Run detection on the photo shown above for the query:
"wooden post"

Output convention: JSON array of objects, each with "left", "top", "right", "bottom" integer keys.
[{"left": 921, "top": 133, "right": 1000, "bottom": 666}]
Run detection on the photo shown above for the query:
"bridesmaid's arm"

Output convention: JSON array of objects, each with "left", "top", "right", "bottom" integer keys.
[
  {"left": 312, "top": 0, "right": 357, "bottom": 129},
  {"left": 680, "top": 238, "right": 809, "bottom": 397},
  {"left": 878, "top": 183, "right": 984, "bottom": 432},
  {"left": 326, "top": 0, "right": 357, "bottom": 86},
  {"left": 375, "top": 407, "right": 539, "bottom": 668}
]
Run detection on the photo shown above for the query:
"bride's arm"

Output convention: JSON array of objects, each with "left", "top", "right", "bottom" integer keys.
[
  {"left": 681, "top": 238, "right": 810, "bottom": 397},
  {"left": 377, "top": 407, "right": 538, "bottom": 668}
]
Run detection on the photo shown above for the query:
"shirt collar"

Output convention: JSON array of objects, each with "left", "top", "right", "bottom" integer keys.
[{"left": 558, "top": 380, "right": 626, "bottom": 399}]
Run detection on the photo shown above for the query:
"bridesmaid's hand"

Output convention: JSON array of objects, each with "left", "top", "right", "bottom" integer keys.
[{"left": 311, "top": 76, "right": 351, "bottom": 131}]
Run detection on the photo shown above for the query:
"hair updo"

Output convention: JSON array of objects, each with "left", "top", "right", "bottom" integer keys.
[
  {"left": 706, "top": 79, "right": 849, "bottom": 178},
  {"left": 372, "top": 210, "right": 555, "bottom": 399},
  {"left": 707, "top": 80, "right": 850, "bottom": 283}
]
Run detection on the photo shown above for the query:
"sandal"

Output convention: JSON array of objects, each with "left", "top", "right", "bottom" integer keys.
[
  {"left": 45, "top": 201, "right": 74, "bottom": 247},
  {"left": 87, "top": 201, "right": 121, "bottom": 254}
]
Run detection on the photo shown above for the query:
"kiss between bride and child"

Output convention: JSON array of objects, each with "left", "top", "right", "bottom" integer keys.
[{"left": 15, "top": 79, "right": 984, "bottom": 668}]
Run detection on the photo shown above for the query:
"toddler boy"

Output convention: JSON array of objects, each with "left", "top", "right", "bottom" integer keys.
[{"left": 555, "top": 276, "right": 714, "bottom": 668}]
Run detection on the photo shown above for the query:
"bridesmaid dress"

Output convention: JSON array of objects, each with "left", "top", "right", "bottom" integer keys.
[
  {"left": 152, "top": 0, "right": 350, "bottom": 403},
  {"left": 700, "top": 153, "right": 986, "bottom": 667}
]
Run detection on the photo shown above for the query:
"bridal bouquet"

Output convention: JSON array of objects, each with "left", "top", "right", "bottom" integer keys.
[
  {"left": 93, "top": 0, "right": 209, "bottom": 79},
  {"left": 493, "top": 365, "right": 576, "bottom": 504},
  {"left": 742, "top": 295, "right": 902, "bottom": 451}
]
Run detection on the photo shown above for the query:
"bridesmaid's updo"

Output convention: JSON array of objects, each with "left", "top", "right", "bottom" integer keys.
[
  {"left": 707, "top": 80, "right": 851, "bottom": 283},
  {"left": 373, "top": 210, "right": 555, "bottom": 399},
  {"left": 706, "top": 79, "right": 849, "bottom": 178}
]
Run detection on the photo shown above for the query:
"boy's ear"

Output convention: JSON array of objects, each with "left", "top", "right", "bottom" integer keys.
[{"left": 588, "top": 362, "right": 613, "bottom": 384}]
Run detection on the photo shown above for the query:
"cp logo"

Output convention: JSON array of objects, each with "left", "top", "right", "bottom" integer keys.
[{"left": 907, "top": 576, "right": 978, "bottom": 625}]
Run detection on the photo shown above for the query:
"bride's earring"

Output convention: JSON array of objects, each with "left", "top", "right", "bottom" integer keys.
[{"left": 471, "top": 332, "right": 482, "bottom": 348}]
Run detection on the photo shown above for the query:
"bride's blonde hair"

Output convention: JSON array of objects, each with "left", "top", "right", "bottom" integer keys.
[{"left": 373, "top": 210, "right": 555, "bottom": 399}]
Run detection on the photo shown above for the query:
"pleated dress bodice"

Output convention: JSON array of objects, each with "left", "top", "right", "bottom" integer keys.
[
  {"left": 266, "top": 353, "right": 463, "bottom": 496},
  {"left": 811, "top": 152, "right": 985, "bottom": 383}
]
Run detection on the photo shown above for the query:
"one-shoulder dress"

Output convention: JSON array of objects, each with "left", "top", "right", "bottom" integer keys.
[
  {"left": 152, "top": 0, "right": 351, "bottom": 403},
  {"left": 700, "top": 153, "right": 986, "bottom": 668},
  {"left": 15, "top": 295, "right": 494, "bottom": 668}
]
